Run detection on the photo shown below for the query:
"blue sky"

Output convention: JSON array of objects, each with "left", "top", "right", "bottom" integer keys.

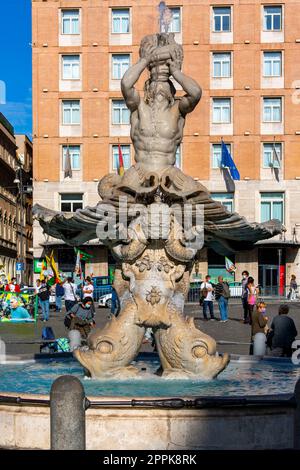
[{"left": 0, "top": 0, "right": 32, "bottom": 137}]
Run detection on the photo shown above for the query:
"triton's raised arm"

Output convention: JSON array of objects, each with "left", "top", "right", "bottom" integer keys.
[
  {"left": 168, "top": 49, "right": 202, "bottom": 116},
  {"left": 121, "top": 58, "right": 148, "bottom": 112}
]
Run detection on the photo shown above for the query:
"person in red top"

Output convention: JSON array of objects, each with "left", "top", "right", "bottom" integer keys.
[{"left": 5, "top": 277, "right": 21, "bottom": 293}]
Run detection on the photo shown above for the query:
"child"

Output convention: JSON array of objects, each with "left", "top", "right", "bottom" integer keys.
[{"left": 250, "top": 301, "right": 269, "bottom": 354}]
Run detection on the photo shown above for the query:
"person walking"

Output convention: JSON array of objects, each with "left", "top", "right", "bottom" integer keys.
[
  {"left": 200, "top": 275, "right": 215, "bottom": 321},
  {"left": 63, "top": 277, "right": 77, "bottom": 312},
  {"left": 287, "top": 275, "right": 298, "bottom": 301},
  {"left": 214, "top": 276, "right": 230, "bottom": 322},
  {"left": 267, "top": 304, "right": 298, "bottom": 357},
  {"left": 246, "top": 277, "right": 259, "bottom": 325},
  {"left": 241, "top": 270, "right": 250, "bottom": 323},
  {"left": 65, "top": 296, "right": 95, "bottom": 340},
  {"left": 55, "top": 281, "right": 64, "bottom": 313},
  {"left": 38, "top": 279, "right": 50, "bottom": 322}
]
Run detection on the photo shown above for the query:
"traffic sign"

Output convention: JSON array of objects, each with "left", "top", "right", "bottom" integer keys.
[{"left": 16, "top": 262, "right": 24, "bottom": 272}]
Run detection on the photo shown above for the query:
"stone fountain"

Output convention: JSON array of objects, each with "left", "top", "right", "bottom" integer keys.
[{"left": 33, "top": 33, "right": 283, "bottom": 380}]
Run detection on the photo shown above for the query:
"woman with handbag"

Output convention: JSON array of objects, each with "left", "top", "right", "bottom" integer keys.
[{"left": 246, "top": 277, "right": 259, "bottom": 325}]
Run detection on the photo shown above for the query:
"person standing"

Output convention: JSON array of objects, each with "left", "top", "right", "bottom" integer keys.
[
  {"left": 267, "top": 304, "right": 298, "bottom": 357},
  {"left": 63, "top": 277, "right": 77, "bottom": 312},
  {"left": 241, "top": 270, "right": 250, "bottom": 323},
  {"left": 38, "top": 279, "right": 50, "bottom": 322},
  {"left": 288, "top": 275, "right": 298, "bottom": 301},
  {"left": 5, "top": 277, "right": 21, "bottom": 293},
  {"left": 250, "top": 301, "right": 269, "bottom": 355},
  {"left": 214, "top": 276, "right": 230, "bottom": 322},
  {"left": 55, "top": 281, "right": 64, "bottom": 313},
  {"left": 82, "top": 277, "right": 94, "bottom": 299},
  {"left": 246, "top": 277, "right": 259, "bottom": 325},
  {"left": 200, "top": 275, "right": 215, "bottom": 321}
]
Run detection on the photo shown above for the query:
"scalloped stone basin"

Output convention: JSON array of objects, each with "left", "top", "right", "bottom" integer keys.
[
  {"left": 1, "top": 355, "right": 300, "bottom": 396},
  {"left": 0, "top": 355, "right": 299, "bottom": 450}
]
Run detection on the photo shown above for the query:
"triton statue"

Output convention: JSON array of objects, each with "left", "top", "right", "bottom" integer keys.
[{"left": 34, "top": 33, "right": 284, "bottom": 380}]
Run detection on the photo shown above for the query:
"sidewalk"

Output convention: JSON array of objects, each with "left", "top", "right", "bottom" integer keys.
[{"left": 1, "top": 300, "right": 300, "bottom": 357}]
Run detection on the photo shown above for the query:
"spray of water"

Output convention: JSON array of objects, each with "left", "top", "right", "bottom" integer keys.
[{"left": 158, "top": 1, "right": 173, "bottom": 33}]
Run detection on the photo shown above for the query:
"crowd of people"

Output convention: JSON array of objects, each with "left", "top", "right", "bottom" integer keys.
[{"left": 199, "top": 271, "right": 298, "bottom": 357}]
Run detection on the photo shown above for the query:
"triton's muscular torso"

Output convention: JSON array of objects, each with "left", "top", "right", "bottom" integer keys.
[{"left": 131, "top": 99, "right": 185, "bottom": 171}]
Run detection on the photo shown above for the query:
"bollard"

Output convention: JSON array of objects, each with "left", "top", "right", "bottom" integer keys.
[
  {"left": 50, "top": 375, "right": 86, "bottom": 450},
  {"left": 253, "top": 333, "right": 266, "bottom": 356},
  {"left": 68, "top": 329, "right": 82, "bottom": 351},
  {"left": 294, "top": 378, "right": 300, "bottom": 449}
]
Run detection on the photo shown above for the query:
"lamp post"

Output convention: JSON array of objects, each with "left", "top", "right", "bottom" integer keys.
[{"left": 14, "top": 167, "right": 25, "bottom": 286}]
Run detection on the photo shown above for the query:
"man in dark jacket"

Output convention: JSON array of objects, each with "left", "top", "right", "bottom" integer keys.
[
  {"left": 268, "top": 304, "right": 298, "bottom": 357},
  {"left": 214, "top": 276, "right": 230, "bottom": 322}
]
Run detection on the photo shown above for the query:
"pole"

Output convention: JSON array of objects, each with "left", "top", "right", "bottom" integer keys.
[
  {"left": 50, "top": 375, "right": 86, "bottom": 450},
  {"left": 19, "top": 168, "right": 25, "bottom": 286},
  {"left": 278, "top": 248, "right": 282, "bottom": 297}
]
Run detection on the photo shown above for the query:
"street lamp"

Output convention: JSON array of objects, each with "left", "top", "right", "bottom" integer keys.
[{"left": 14, "top": 167, "right": 25, "bottom": 286}]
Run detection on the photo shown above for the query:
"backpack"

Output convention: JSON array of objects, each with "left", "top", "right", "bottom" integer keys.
[{"left": 222, "top": 282, "right": 231, "bottom": 299}]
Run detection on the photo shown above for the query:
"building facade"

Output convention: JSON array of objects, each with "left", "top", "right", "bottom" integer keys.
[
  {"left": 32, "top": 0, "right": 300, "bottom": 293},
  {"left": 0, "top": 114, "right": 33, "bottom": 285}
]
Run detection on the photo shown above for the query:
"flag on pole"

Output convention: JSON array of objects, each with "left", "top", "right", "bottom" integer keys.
[
  {"left": 221, "top": 140, "right": 240, "bottom": 180},
  {"left": 64, "top": 145, "right": 73, "bottom": 179},
  {"left": 74, "top": 248, "right": 83, "bottom": 279},
  {"left": 272, "top": 142, "right": 281, "bottom": 169},
  {"left": 75, "top": 248, "right": 93, "bottom": 262},
  {"left": 39, "top": 259, "right": 47, "bottom": 281},
  {"left": 46, "top": 251, "right": 62, "bottom": 284},
  {"left": 117, "top": 144, "right": 125, "bottom": 177},
  {"left": 225, "top": 257, "right": 236, "bottom": 274}
]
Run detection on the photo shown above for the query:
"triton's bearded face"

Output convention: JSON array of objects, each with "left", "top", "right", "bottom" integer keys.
[{"left": 144, "top": 80, "right": 175, "bottom": 106}]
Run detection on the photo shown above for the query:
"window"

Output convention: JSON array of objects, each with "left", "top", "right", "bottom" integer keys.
[
  {"left": 60, "top": 193, "right": 83, "bottom": 212},
  {"left": 213, "top": 53, "right": 231, "bottom": 78},
  {"left": 213, "top": 7, "right": 231, "bottom": 32},
  {"left": 263, "top": 143, "right": 282, "bottom": 168},
  {"left": 263, "top": 52, "right": 282, "bottom": 77},
  {"left": 112, "top": 100, "right": 130, "bottom": 124},
  {"left": 212, "top": 98, "right": 231, "bottom": 123},
  {"left": 168, "top": 7, "right": 181, "bottom": 33},
  {"left": 62, "top": 100, "right": 80, "bottom": 125},
  {"left": 61, "top": 10, "right": 80, "bottom": 35},
  {"left": 261, "top": 193, "right": 284, "bottom": 223},
  {"left": 263, "top": 98, "right": 282, "bottom": 122},
  {"left": 62, "top": 55, "right": 80, "bottom": 80},
  {"left": 112, "top": 145, "right": 131, "bottom": 170},
  {"left": 62, "top": 145, "right": 81, "bottom": 170},
  {"left": 263, "top": 6, "right": 282, "bottom": 31},
  {"left": 212, "top": 143, "right": 231, "bottom": 168},
  {"left": 112, "top": 9, "right": 130, "bottom": 34},
  {"left": 175, "top": 146, "right": 181, "bottom": 168},
  {"left": 112, "top": 54, "right": 130, "bottom": 80},
  {"left": 211, "top": 193, "right": 234, "bottom": 212}
]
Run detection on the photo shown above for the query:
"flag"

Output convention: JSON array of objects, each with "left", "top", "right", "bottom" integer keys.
[
  {"left": 74, "top": 248, "right": 82, "bottom": 279},
  {"left": 225, "top": 257, "right": 236, "bottom": 274},
  {"left": 39, "top": 259, "right": 47, "bottom": 281},
  {"left": 221, "top": 141, "right": 240, "bottom": 180},
  {"left": 75, "top": 248, "right": 93, "bottom": 262},
  {"left": 46, "top": 251, "right": 62, "bottom": 283},
  {"left": 64, "top": 145, "right": 73, "bottom": 179},
  {"left": 272, "top": 143, "right": 281, "bottom": 169},
  {"left": 117, "top": 144, "right": 125, "bottom": 177}
]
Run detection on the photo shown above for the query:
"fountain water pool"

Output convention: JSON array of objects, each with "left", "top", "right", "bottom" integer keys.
[{"left": 1, "top": 355, "right": 300, "bottom": 397}]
